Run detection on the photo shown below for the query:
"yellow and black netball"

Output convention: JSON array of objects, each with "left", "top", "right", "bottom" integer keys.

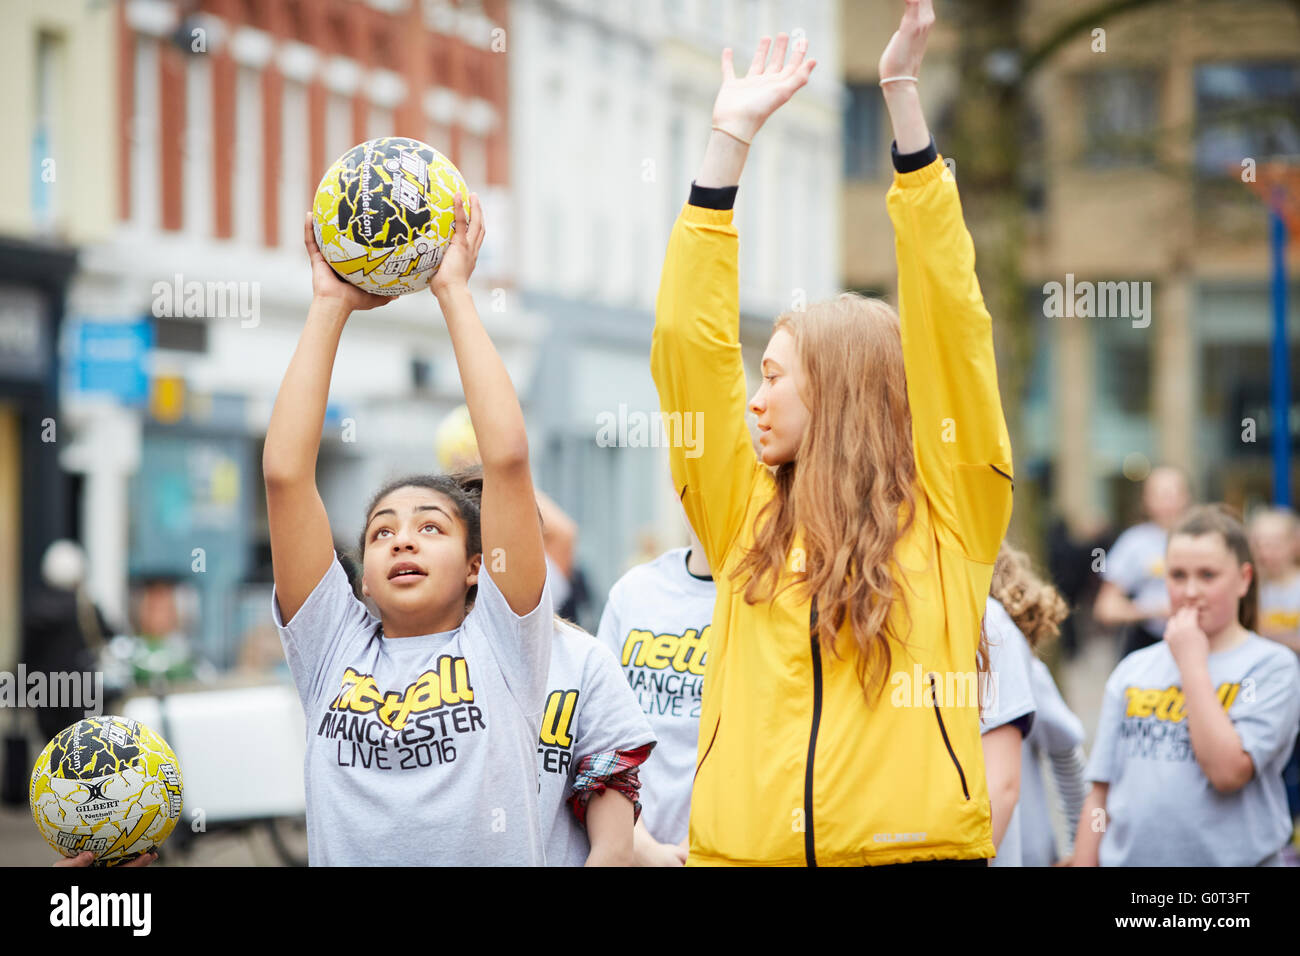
[
  {"left": 30, "top": 716, "right": 184, "bottom": 866},
  {"left": 313, "top": 137, "right": 471, "bottom": 296}
]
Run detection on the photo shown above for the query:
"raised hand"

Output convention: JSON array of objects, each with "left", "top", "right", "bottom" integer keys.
[
  {"left": 712, "top": 34, "right": 816, "bottom": 144},
  {"left": 303, "top": 213, "right": 395, "bottom": 313},
  {"left": 879, "top": 0, "right": 935, "bottom": 82},
  {"left": 429, "top": 193, "right": 485, "bottom": 297}
]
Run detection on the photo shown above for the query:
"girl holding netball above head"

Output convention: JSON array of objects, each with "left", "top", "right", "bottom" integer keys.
[
  {"left": 1073, "top": 505, "right": 1300, "bottom": 866},
  {"left": 651, "top": 0, "right": 1014, "bottom": 866},
  {"left": 264, "top": 196, "right": 553, "bottom": 866}
]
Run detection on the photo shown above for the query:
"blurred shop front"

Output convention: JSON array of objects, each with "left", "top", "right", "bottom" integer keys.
[
  {"left": 0, "top": 238, "right": 77, "bottom": 683},
  {"left": 60, "top": 314, "right": 267, "bottom": 675}
]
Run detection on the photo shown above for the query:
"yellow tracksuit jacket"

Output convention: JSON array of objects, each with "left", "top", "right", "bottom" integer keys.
[{"left": 650, "top": 156, "right": 1014, "bottom": 866}]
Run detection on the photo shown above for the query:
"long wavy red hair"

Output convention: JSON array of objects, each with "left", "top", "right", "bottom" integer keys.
[{"left": 730, "top": 293, "right": 917, "bottom": 699}]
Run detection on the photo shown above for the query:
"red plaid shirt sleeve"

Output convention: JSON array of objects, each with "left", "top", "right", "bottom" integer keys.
[{"left": 567, "top": 744, "right": 654, "bottom": 827}]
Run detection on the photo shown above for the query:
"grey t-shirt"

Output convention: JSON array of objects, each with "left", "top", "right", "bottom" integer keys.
[
  {"left": 538, "top": 620, "right": 656, "bottom": 867},
  {"left": 1085, "top": 634, "right": 1300, "bottom": 866},
  {"left": 1019, "top": 658, "right": 1086, "bottom": 867},
  {"left": 273, "top": 555, "right": 554, "bottom": 866},
  {"left": 980, "top": 596, "right": 1037, "bottom": 868},
  {"left": 596, "top": 547, "right": 715, "bottom": 845},
  {"left": 1103, "top": 522, "right": 1170, "bottom": 636}
]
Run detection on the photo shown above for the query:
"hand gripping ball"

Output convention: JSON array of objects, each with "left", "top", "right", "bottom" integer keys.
[
  {"left": 30, "top": 716, "right": 184, "bottom": 866},
  {"left": 313, "top": 137, "right": 472, "bottom": 296}
]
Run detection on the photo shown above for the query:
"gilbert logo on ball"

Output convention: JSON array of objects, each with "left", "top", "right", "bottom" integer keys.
[
  {"left": 30, "top": 716, "right": 184, "bottom": 866},
  {"left": 313, "top": 137, "right": 471, "bottom": 296}
]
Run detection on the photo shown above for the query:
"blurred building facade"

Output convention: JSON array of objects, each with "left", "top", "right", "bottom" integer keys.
[
  {"left": 511, "top": 0, "right": 843, "bottom": 609},
  {"left": 46, "top": 0, "right": 517, "bottom": 667},
  {"left": 842, "top": 0, "right": 1300, "bottom": 533},
  {"left": 0, "top": 0, "right": 108, "bottom": 676},
  {"left": 16, "top": 0, "right": 845, "bottom": 661}
]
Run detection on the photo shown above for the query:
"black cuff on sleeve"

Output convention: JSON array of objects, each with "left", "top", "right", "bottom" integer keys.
[
  {"left": 891, "top": 137, "right": 939, "bottom": 174},
  {"left": 688, "top": 181, "right": 739, "bottom": 210},
  {"left": 1008, "top": 712, "right": 1035, "bottom": 740}
]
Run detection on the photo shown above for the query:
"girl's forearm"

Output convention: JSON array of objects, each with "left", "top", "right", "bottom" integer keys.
[
  {"left": 263, "top": 297, "right": 350, "bottom": 483},
  {"left": 1182, "top": 663, "right": 1252, "bottom": 789},
  {"left": 1072, "top": 786, "right": 1106, "bottom": 866},
  {"left": 435, "top": 285, "right": 529, "bottom": 468},
  {"left": 695, "top": 129, "right": 751, "bottom": 189},
  {"left": 882, "top": 84, "right": 931, "bottom": 155}
]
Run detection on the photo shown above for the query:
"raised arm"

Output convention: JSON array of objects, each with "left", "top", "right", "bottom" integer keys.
[
  {"left": 432, "top": 194, "right": 546, "bottom": 616},
  {"left": 649, "top": 35, "right": 815, "bottom": 568},
  {"left": 264, "top": 216, "right": 392, "bottom": 623},
  {"left": 881, "top": 0, "right": 1013, "bottom": 563},
  {"left": 1166, "top": 607, "right": 1256, "bottom": 792}
]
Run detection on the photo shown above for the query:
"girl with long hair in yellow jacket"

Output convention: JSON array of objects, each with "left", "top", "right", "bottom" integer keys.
[{"left": 651, "top": 0, "right": 1014, "bottom": 866}]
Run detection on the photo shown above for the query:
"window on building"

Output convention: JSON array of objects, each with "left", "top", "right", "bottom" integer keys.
[
  {"left": 152, "top": 317, "right": 208, "bottom": 353},
  {"left": 1195, "top": 282, "right": 1300, "bottom": 503},
  {"left": 326, "top": 92, "right": 353, "bottom": 165},
  {"left": 33, "top": 30, "right": 64, "bottom": 229},
  {"left": 280, "top": 80, "right": 309, "bottom": 248},
  {"left": 1095, "top": 314, "right": 1152, "bottom": 417},
  {"left": 457, "top": 130, "right": 487, "bottom": 191},
  {"left": 427, "top": 119, "right": 453, "bottom": 160},
  {"left": 131, "top": 37, "right": 161, "bottom": 230},
  {"left": 234, "top": 65, "right": 263, "bottom": 244},
  {"left": 1195, "top": 62, "right": 1300, "bottom": 177},
  {"left": 843, "top": 82, "right": 881, "bottom": 180},
  {"left": 1078, "top": 68, "right": 1160, "bottom": 168},
  {"left": 367, "top": 105, "right": 394, "bottom": 140},
  {"left": 184, "top": 53, "right": 212, "bottom": 238}
]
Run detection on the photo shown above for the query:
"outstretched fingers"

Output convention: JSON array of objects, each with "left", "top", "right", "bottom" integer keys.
[
  {"left": 765, "top": 33, "right": 789, "bottom": 74},
  {"left": 747, "top": 36, "right": 771, "bottom": 76},
  {"left": 721, "top": 47, "right": 736, "bottom": 81},
  {"left": 782, "top": 36, "right": 809, "bottom": 75}
]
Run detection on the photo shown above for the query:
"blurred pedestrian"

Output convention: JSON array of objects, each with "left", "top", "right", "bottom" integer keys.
[
  {"left": 1046, "top": 511, "right": 1114, "bottom": 659},
  {"left": 23, "top": 540, "right": 115, "bottom": 742},
  {"left": 1249, "top": 506, "right": 1300, "bottom": 653},
  {"left": 982, "top": 542, "right": 1084, "bottom": 867},
  {"left": 1094, "top": 465, "right": 1192, "bottom": 661},
  {"left": 1248, "top": 505, "right": 1300, "bottom": 831}
]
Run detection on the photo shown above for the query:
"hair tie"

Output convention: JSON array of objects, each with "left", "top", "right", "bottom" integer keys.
[{"left": 711, "top": 125, "right": 752, "bottom": 147}]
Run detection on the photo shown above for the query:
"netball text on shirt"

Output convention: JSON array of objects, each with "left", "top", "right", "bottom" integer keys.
[
  {"left": 317, "top": 654, "right": 485, "bottom": 770},
  {"left": 537, "top": 689, "right": 579, "bottom": 776},
  {"left": 620, "top": 626, "right": 708, "bottom": 718},
  {"left": 1118, "top": 681, "right": 1243, "bottom": 761}
]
